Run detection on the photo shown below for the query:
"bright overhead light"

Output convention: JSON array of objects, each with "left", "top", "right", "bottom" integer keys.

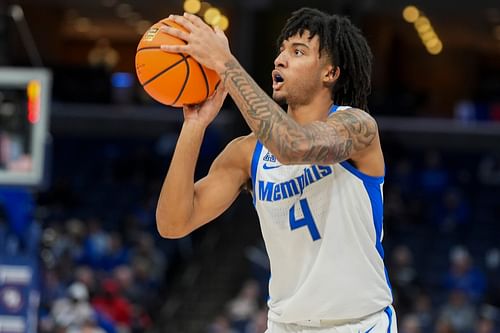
[
  {"left": 184, "top": 0, "right": 201, "bottom": 14},
  {"left": 414, "top": 16, "right": 431, "bottom": 34},
  {"left": 402, "top": 6, "right": 419, "bottom": 23},
  {"left": 419, "top": 30, "right": 436, "bottom": 42},
  {"left": 204, "top": 7, "right": 221, "bottom": 26},
  {"left": 424, "top": 37, "right": 440, "bottom": 49},
  {"left": 427, "top": 40, "right": 443, "bottom": 55},
  {"left": 216, "top": 15, "right": 229, "bottom": 31},
  {"left": 198, "top": 2, "right": 211, "bottom": 17}
]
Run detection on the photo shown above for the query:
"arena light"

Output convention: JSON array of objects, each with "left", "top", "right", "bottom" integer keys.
[
  {"left": 184, "top": 0, "right": 201, "bottom": 14},
  {"left": 198, "top": 2, "right": 211, "bottom": 17},
  {"left": 204, "top": 7, "right": 221, "bottom": 26},
  {"left": 216, "top": 15, "right": 229, "bottom": 31},
  {"left": 424, "top": 37, "right": 440, "bottom": 49},
  {"left": 419, "top": 30, "right": 436, "bottom": 42},
  {"left": 414, "top": 17, "right": 431, "bottom": 34},
  {"left": 426, "top": 40, "right": 443, "bottom": 55},
  {"left": 403, "top": 7, "right": 443, "bottom": 56},
  {"left": 402, "top": 6, "right": 419, "bottom": 23}
]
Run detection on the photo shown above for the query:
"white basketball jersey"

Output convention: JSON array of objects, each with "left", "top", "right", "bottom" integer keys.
[{"left": 250, "top": 105, "right": 393, "bottom": 324}]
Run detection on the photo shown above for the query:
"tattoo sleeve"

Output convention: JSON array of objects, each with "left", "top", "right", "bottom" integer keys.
[{"left": 220, "top": 59, "right": 377, "bottom": 165}]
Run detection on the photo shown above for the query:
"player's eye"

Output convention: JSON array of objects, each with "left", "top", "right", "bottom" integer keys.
[{"left": 294, "top": 49, "right": 304, "bottom": 56}]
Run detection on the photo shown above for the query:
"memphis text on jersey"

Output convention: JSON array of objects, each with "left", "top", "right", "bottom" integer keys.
[{"left": 258, "top": 164, "right": 333, "bottom": 202}]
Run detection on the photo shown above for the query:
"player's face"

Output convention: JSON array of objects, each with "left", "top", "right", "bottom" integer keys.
[{"left": 272, "top": 31, "right": 332, "bottom": 106}]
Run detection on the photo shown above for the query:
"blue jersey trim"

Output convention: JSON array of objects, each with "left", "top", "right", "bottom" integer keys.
[
  {"left": 363, "top": 181, "right": 384, "bottom": 259},
  {"left": 340, "top": 161, "right": 384, "bottom": 185},
  {"left": 251, "top": 140, "right": 264, "bottom": 206},
  {"left": 363, "top": 180, "right": 392, "bottom": 292},
  {"left": 384, "top": 306, "right": 393, "bottom": 333},
  {"left": 328, "top": 104, "right": 339, "bottom": 115}
]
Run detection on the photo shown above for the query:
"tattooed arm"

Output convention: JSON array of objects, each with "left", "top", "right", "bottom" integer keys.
[
  {"left": 159, "top": 13, "right": 378, "bottom": 166},
  {"left": 220, "top": 58, "right": 378, "bottom": 165}
]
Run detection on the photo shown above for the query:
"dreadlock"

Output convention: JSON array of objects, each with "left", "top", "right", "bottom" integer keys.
[{"left": 276, "top": 8, "right": 373, "bottom": 111}]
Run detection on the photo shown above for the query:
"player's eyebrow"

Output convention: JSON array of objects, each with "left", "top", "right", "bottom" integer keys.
[
  {"left": 280, "top": 41, "right": 310, "bottom": 50},
  {"left": 290, "top": 42, "right": 310, "bottom": 49}
]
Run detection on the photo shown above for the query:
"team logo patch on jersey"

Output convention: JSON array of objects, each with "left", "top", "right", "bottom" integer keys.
[{"left": 263, "top": 151, "right": 276, "bottom": 162}]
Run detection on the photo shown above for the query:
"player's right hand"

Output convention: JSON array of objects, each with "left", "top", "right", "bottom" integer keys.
[{"left": 182, "top": 84, "right": 228, "bottom": 127}]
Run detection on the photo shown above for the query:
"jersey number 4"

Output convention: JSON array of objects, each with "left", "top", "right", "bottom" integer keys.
[{"left": 289, "top": 199, "right": 321, "bottom": 241}]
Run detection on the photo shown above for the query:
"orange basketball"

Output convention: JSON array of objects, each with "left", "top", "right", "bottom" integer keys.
[{"left": 135, "top": 18, "right": 220, "bottom": 107}]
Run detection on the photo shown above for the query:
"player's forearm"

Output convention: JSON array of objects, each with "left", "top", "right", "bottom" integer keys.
[
  {"left": 156, "top": 121, "right": 205, "bottom": 238},
  {"left": 218, "top": 57, "right": 313, "bottom": 164},
  {"left": 217, "top": 57, "right": 378, "bottom": 165}
]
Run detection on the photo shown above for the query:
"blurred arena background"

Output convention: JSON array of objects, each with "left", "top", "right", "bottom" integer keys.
[{"left": 0, "top": 0, "right": 499, "bottom": 332}]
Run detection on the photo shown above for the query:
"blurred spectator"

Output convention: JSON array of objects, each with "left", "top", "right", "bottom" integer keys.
[
  {"left": 393, "top": 158, "right": 417, "bottom": 197},
  {"left": 400, "top": 314, "right": 422, "bottom": 333},
  {"left": 484, "top": 248, "right": 500, "bottom": 307},
  {"left": 102, "top": 232, "right": 130, "bottom": 272},
  {"left": 477, "top": 155, "right": 500, "bottom": 186},
  {"left": 435, "top": 318, "right": 457, "bottom": 333},
  {"left": 438, "top": 289, "right": 477, "bottom": 333},
  {"left": 389, "top": 245, "right": 420, "bottom": 314},
  {"left": 413, "top": 292, "right": 435, "bottom": 333},
  {"left": 445, "top": 247, "right": 486, "bottom": 302},
  {"left": 226, "top": 280, "right": 260, "bottom": 331},
  {"left": 92, "top": 278, "right": 132, "bottom": 331},
  {"left": 88, "top": 38, "right": 119, "bottom": 70},
  {"left": 67, "top": 318, "right": 106, "bottom": 333},
  {"left": 113, "top": 265, "right": 142, "bottom": 304},
  {"left": 208, "top": 315, "right": 238, "bottom": 333},
  {"left": 436, "top": 188, "right": 471, "bottom": 236},
  {"left": 245, "top": 241, "right": 270, "bottom": 301},
  {"left": 473, "top": 317, "right": 496, "bottom": 333},
  {"left": 81, "top": 218, "right": 110, "bottom": 269},
  {"left": 75, "top": 266, "right": 97, "bottom": 297},
  {"left": 130, "top": 232, "right": 166, "bottom": 283},
  {"left": 51, "top": 282, "right": 95, "bottom": 331},
  {"left": 244, "top": 308, "right": 268, "bottom": 333},
  {"left": 420, "top": 150, "right": 450, "bottom": 197}
]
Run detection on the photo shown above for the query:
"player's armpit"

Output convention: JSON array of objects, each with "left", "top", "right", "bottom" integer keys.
[{"left": 159, "top": 135, "right": 253, "bottom": 238}]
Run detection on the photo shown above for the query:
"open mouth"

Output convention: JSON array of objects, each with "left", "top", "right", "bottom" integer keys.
[{"left": 272, "top": 71, "right": 284, "bottom": 89}]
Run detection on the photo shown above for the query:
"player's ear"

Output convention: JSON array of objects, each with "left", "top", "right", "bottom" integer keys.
[{"left": 323, "top": 65, "right": 340, "bottom": 84}]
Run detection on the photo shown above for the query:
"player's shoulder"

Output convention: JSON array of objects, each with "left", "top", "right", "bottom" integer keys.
[
  {"left": 329, "top": 107, "right": 378, "bottom": 128},
  {"left": 219, "top": 133, "right": 257, "bottom": 172},
  {"left": 226, "top": 133, "right": 258, "bottom": 153}
]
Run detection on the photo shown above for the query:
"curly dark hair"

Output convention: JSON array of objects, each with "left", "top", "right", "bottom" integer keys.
[{"left": 277, "top": 8, "right": 373, "bottom": 111}]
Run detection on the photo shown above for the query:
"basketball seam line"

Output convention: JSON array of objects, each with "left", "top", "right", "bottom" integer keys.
[
  {"left": 142, "top": 55, "right": 191, "bottom": 87},
  {"left": 195, "top": 62, "right": 210, "bottom": 100},
  {"left": 172, "top": 54, "right": 190, "bottom": 106}
]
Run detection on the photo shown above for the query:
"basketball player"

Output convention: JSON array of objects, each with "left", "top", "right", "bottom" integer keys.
[{"left": 157, "top": 8, "right": 397, "bottom": 333}]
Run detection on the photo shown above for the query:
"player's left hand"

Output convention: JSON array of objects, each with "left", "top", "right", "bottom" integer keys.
[{"left": 161, "top": 12, "right": 231, "bottom": 74}]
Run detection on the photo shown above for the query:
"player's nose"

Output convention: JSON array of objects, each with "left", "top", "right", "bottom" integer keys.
[{"left": 274, "top": 51, "right": 287, "bottom": 68}]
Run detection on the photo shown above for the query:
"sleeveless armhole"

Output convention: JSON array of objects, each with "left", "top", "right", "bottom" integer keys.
[{"left": 250, "top": 140, "right": 263, "bottom": 206}]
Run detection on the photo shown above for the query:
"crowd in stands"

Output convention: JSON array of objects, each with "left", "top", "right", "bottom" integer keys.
[{"left": 1, "top": 135, "right": 499, "bottom": 333}]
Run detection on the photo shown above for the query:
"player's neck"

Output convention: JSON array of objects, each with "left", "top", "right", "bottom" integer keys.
[{"left": 287, "top": 95, "right": 334, "bottom": 125}]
